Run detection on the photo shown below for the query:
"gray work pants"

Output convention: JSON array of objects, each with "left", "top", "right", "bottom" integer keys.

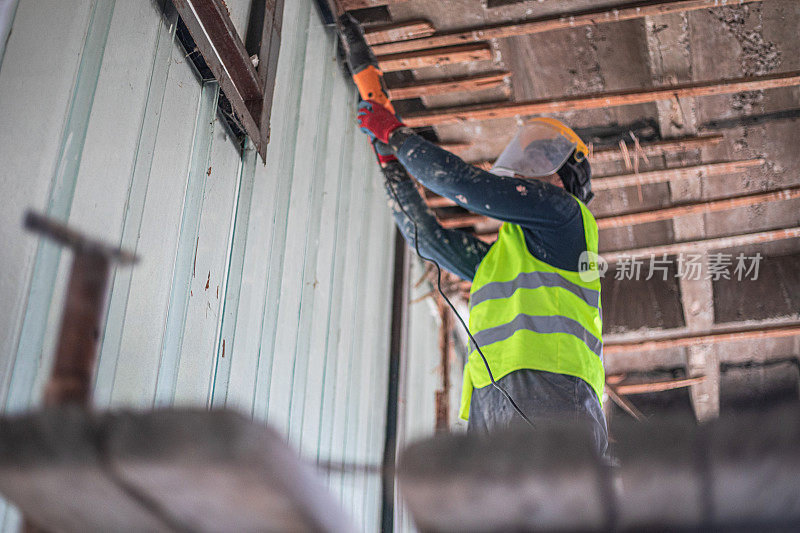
[{"left": 468, "top": 369, "right": 608, "bottom": 456}]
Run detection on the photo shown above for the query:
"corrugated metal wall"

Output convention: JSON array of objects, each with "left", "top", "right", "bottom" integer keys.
[{"left": 0, "top": 0, "right": 399, "bottom": 530}]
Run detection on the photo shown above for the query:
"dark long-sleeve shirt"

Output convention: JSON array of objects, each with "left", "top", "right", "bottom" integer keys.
[{"left": 382, "top": 130, "right": 588, "bottom": 282}]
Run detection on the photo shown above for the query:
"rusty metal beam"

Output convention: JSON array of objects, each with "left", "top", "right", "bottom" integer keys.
[
  {"left": 605, "top": 325, "right": 800, "bottom": 355},
  {"left": 365, "top": 20, "right": 435, "bottom": 45},
  {"left": 371, "top": 0, "right": 765, "bottom": 55},
  {"left": 596, "top": 186, "right": 800, "bottom": 229},
  {"left": 387, "top": 71, "right": 511, "bottom": 100},
  {"left": 403, "top": 71, "right": 800, "bottom": 127},
  {"left": 603, "top": 226, "right": 800, "bottom": 262},
  {"left": 377, "top": 43, "right": 492, "bottom": 72}
]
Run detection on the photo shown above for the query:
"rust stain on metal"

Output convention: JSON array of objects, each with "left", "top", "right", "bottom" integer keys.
[{"left": 205, "top": 272, "right": 210, "bottom": 290}]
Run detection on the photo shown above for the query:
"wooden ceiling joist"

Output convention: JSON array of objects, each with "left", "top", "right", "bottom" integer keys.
[
  {"left": 370, "top": 0, "right": 765, "bottom": 55},
  {"left": 605, "top": 324, "right": 800, "bottom": 355},
  {"left": 603, "top": 226, "right": 800, "bottom": 262},
  {"left": 592, "top": 159, "right": 764, "bottom": 191},
  {"left": 364, "top": 20, "right": 435, "bottom": 45},
  {"left": 403, "top": 71, "right": 800, "bottom": 127},
  {"left": 377, "top": 43, "right": 492, "bottom": 72},
  {"left": 424, "top": 159, "right": 763, "bottom": 208},
  {"left": 590, "top": 135, "right": 724, "bottom": 163},
  {"left": 611, "top": 376, "right": 707, "bottom": 395},
  {"left": 436, "top": 187, "right": 800, "bottom": 231},
  {"left": 596, "top": 186, "right": 800, "bottom": 229},
  {"left": 386, "top": 71, "right": 511, "bottom": 100}
]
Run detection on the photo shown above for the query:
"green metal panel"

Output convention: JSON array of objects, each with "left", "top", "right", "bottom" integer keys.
[{"left": 0, "top": 0, "right": 408, "bottom": 530}]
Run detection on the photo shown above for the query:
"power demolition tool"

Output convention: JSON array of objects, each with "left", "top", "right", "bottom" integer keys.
[{"left": 337, "top": 13, "right": 395, "bottom": 115}]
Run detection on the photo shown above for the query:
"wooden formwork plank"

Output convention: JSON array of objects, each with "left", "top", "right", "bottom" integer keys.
[
  {"left": 371, "top": 0, "right": 765, "bottom": 55},
  {"left": 605, "top": 325, "right": 800, "bottom": 355},
  {"left": 596, "top": 187, "right": 800, "bottom": 229},
  {"left": 403, "top": 71, "right": 800, "bottom": 127},
  {"left": 603, "top": 226, "right": 800, "bottom": 262},
  {"left": 424, "top": 159, "right": 762, "bottom": 208},
  {"left": 386, "top": 71, "right": 510, "bottom": 99},
  {"left": 592, "top": 159, "right": 763, "bottom": 191},
  {"left": 364, "top": 20, "right": 435, "bottom": 45},
  {"left": 377, "top": 43, "right": 492, "bottom": 72}
]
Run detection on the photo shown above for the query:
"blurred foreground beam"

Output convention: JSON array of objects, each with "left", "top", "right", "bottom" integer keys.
[
  {"left": 387, "top": 71, "right": 510, "bottom": 99},
  {"left": 403, "top": 71, "right": 800, "bottom": 127},
  {"left": 377, "top": 43, "right": 492, "bottom": 72},
  {"left": 605, "top": 325, "right": 800, "bottom": 355},
  {"left": 372, "top": 0, "right": 764, "bottom": 55},
  {"left": 603, "top": 226, "right": 800, "bottom": 262}
]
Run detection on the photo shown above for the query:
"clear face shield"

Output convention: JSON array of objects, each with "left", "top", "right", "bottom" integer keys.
[{"left": 491, "top": 117, "right": 589, "bottom": 178}]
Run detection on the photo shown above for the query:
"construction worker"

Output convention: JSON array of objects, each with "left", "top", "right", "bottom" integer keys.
[{"left": 357, "top": 102, "right": 607, "bottom": 454}]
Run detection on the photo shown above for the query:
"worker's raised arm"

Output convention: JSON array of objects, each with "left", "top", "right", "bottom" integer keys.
[
  {"left": 379, "top": 158, "right": 490, "bottom": 282},
  {"left": 356, "top": 101, "right": 581, "bottom": 230}
]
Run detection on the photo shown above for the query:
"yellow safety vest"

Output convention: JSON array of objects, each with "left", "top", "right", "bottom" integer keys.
[{"left": 460, "top": 199, "right": 604, "bottom": 420}]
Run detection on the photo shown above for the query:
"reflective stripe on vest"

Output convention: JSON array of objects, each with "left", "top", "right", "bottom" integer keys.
[
  {"left": 470, "top": 313, "right": 603, "bottom": 360},
  {"left": 470, "top": 271, "right": 600, "bottom": 310},
  {"left": 460, "top": 198, "right": 604, "bottom": 421}
]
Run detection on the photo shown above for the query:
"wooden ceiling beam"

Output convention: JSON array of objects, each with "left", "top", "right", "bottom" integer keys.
[
  {"left": 596, "top": 187, "right": 800, "bottom": 229},
  {"left": 424, "top": 159, "right": 762, "bottom": 208},
  {"left": 603, "top": 226, "right": 800, "bottom": 262},
  {"left": 377, "top": 43, "right": 492, "bottom": 72},
  {"left": 386, "top": 71, "right": 511, "bottom": 100},
  {"left": 403, "top": 71, "right": 800, "bottom": 127},
  {"left": 371, "top": 0, "right": 765, "bottom": 55},
  {"left": 612, "top": 376, "right": 707, "bottom": 395},
  {"left": 590, "top": 134, "right": 724, "bottom": 163},
  {"left": 605, "top": 325, "right": 800, "bottom": 355},
  {"left": 364, "top": 20, "right": 435, "bottom": 45},
  {"left": 592, "top": 159, "right": 763, "bottom": 191},
  {"left": 436, "top": 187, "right": 800, "bottom": 231}
]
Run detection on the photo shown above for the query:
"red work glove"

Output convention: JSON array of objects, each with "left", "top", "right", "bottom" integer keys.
[{"left": 357, "top": 100, "right": 404, "bottom": 144}]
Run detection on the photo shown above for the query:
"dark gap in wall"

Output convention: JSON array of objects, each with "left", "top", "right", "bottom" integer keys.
[
  {"left": 174, "top": 16, "right": 247, "bottom": 148},
  {"left": 699, "top": 108, "right": 800, "bottom": 131},
  {"left": 349, "top": 6, "right": 391, "bottom": 25}
]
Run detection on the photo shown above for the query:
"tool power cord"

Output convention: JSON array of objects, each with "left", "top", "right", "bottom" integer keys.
[{"left": 384, "top": 175, "right": 534, "bottom": 427}]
